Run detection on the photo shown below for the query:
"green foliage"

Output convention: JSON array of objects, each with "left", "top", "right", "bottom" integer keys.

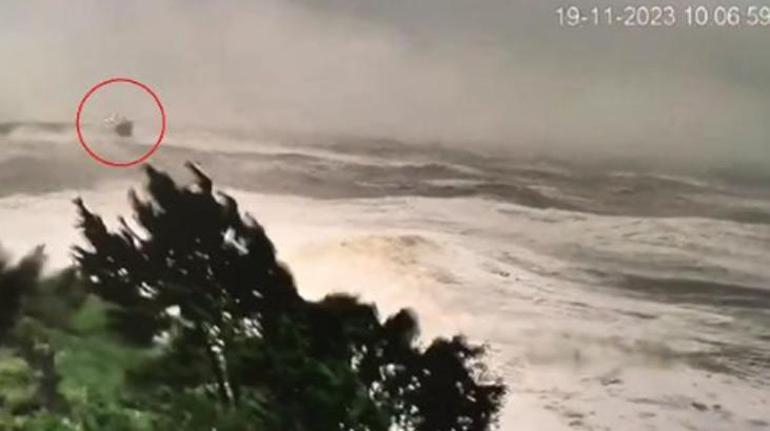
[
  {"left": 0, "top": 248, "right": 75, "bottom": 417},
  {"left": 145, "top": 390, "right": 273, "bottom": 431},
  {"left": 53, "top": 329, "right": 147, "bottom": 403},
  {"left": 7, "top": 399, "right": 154, "bottom": 431},
  {"left": 0, "top": 247, "right": 45, "bottom": 344},
  {"left": 0, "top": 352, "right": 36, "bottom": 413}
]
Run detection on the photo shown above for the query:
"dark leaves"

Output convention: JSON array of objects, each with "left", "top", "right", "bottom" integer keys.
[
  {"left": 73, "top": 163, "right": 506, "bottom": 430},
  {"left": 0, "top": 246, "right": 45, "bottom": 343}
]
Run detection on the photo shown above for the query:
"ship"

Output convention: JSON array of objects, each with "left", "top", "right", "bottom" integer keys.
[
  {"left": 104, "top": 113, "right": 133, "bottom": 137},
  {"left": 114, "top": 119, "right": 133, "bottom": 137}
]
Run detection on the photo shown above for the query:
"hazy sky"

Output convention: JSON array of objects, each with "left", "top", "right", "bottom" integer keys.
[{"left": 0, "top": 0, "right": 767, "bottom": 167}]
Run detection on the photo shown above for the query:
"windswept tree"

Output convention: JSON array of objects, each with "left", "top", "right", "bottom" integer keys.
[
  {"left": 74, "top": 163, "right": 301, "bottom": 405},
  {"left": 74, "top": 163, "right": 505, "bottom": 430}
]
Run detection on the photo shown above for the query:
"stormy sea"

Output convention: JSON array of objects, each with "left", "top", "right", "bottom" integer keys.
[{"left": 1, "top": 122, "right": 769, "bottom": 430}]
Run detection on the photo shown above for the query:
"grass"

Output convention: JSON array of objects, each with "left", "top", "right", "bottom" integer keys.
[{"left": 49, "top": 297, "right": 151, "bottom": 404}]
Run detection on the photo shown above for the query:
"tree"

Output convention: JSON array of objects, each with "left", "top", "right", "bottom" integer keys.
[
  {"left": 0, "top": 247, "right": 76, "bottom": 415},
  {"left": 74, "top": 163, "right": 505, "bottom": 430},
  {"left": 74, "top": 163, "right": 301, "bottom": 406},
  {"left": 0, "top": 248, "right": 42, "bottom": 345}
]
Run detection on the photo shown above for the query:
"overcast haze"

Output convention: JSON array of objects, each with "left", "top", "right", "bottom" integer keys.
[{"left": 0, "top": 0, "right": 768, "bottom": 169}]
